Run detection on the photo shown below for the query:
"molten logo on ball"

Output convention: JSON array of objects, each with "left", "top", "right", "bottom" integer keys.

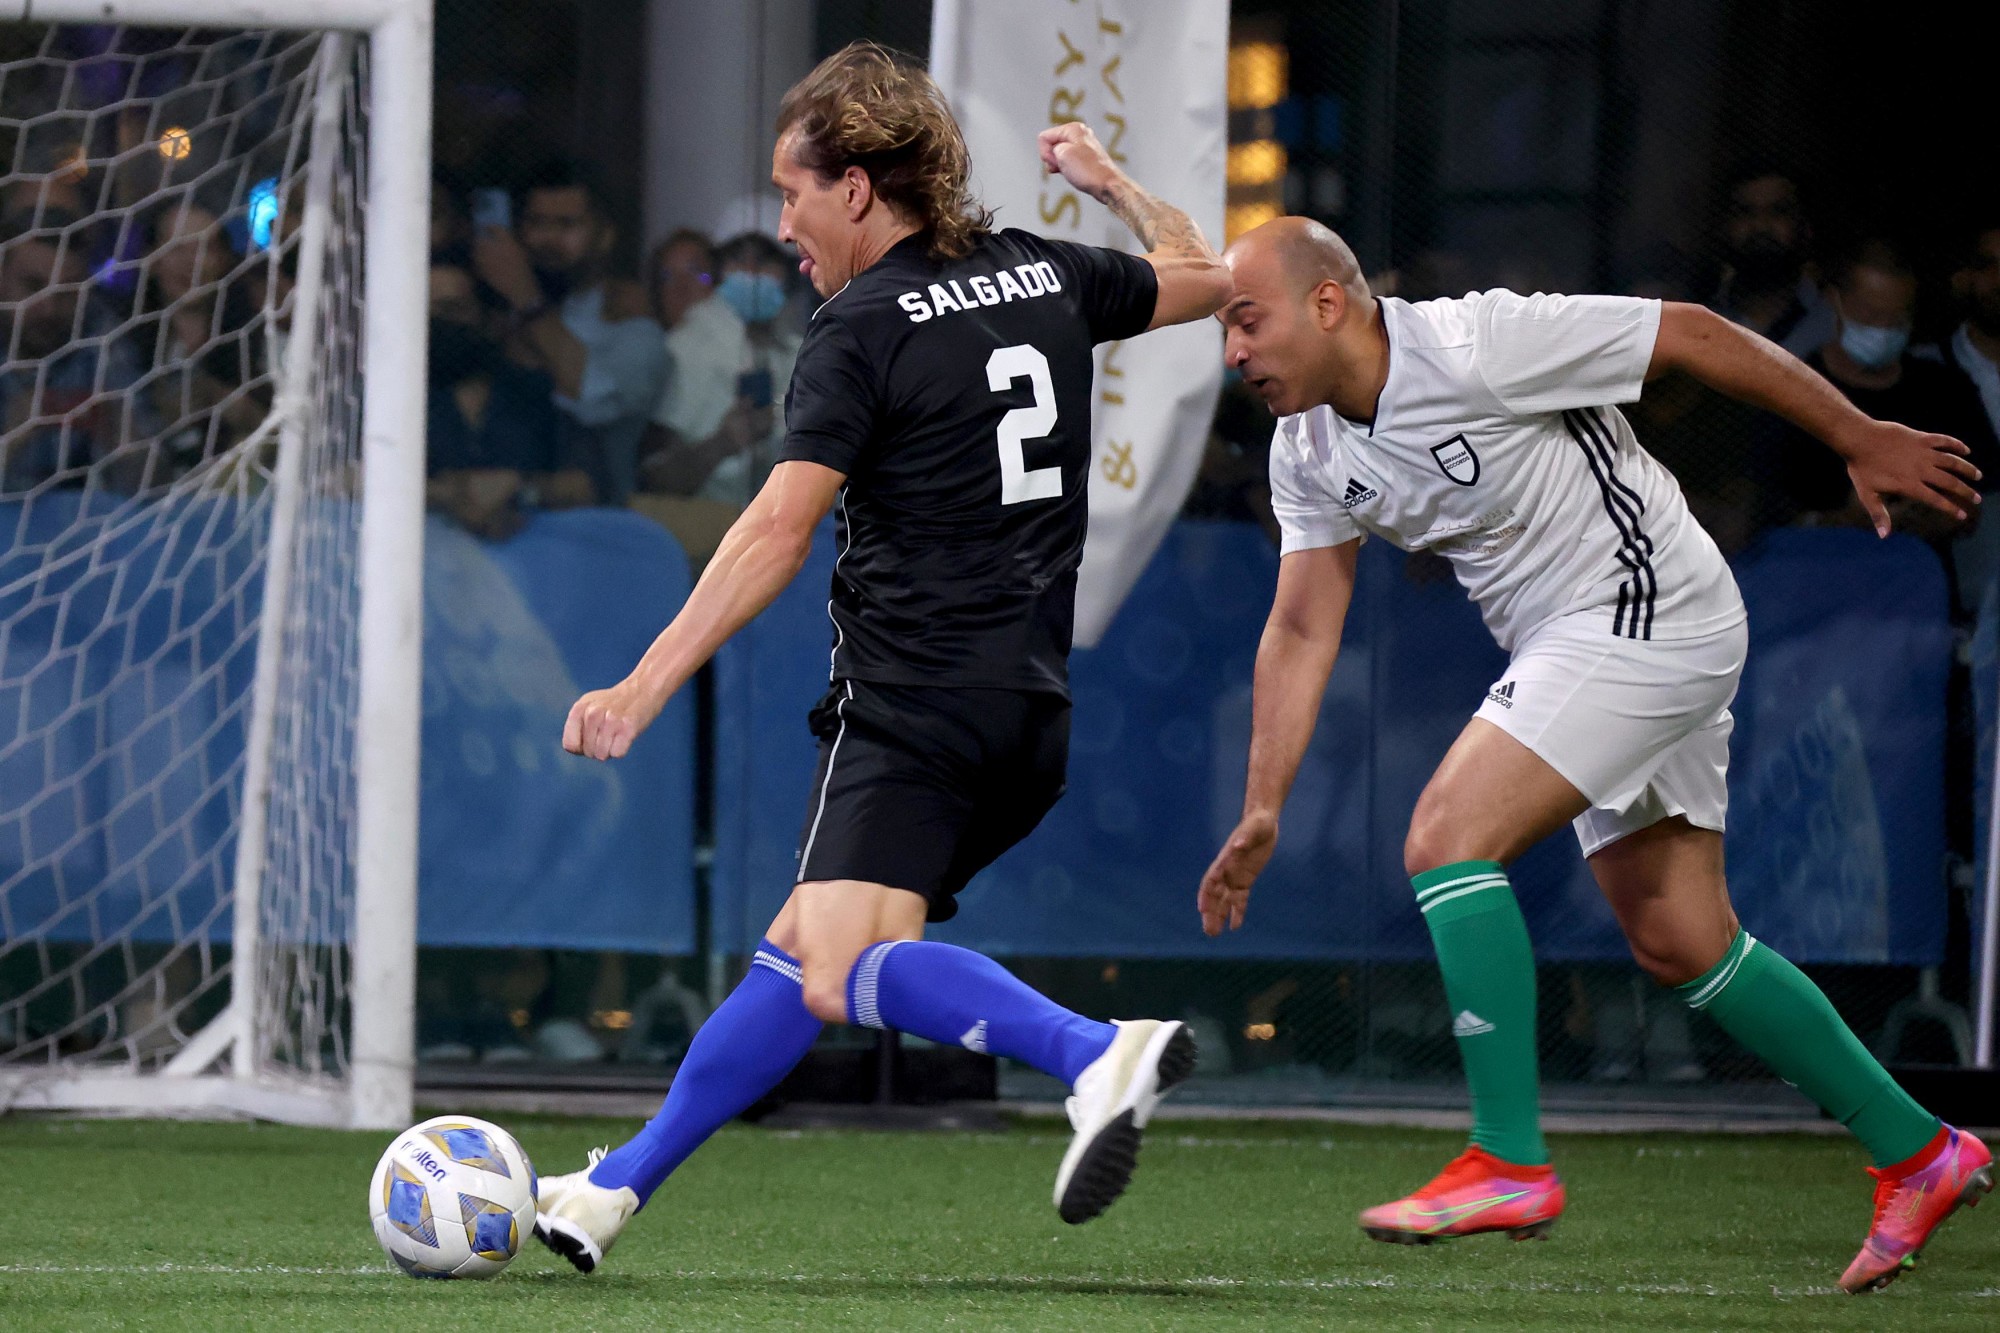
[{"left": 368, "top": 1115, "right": 537, "bottom": 1279}]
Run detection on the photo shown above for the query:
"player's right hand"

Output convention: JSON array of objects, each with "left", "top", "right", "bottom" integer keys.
[
  {"left": 1199, "top": 812, "right": 1278, "bottom": 937},
  {"left": 562, "top": 680, "right": 662, "bottom": 761}
]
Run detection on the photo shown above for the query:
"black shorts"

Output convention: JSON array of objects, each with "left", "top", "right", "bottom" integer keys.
[{"left": 795, "top": 679, "right": 1071, "bottom": 922}]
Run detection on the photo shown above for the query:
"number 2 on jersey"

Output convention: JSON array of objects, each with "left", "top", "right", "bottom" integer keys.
[{"left": 986, "top": 344, "right": 1062, "bottom": 505}]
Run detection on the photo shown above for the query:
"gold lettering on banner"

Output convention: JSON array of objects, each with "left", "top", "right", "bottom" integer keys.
[
  {"left": 1102, "top": 440, "right": 1138, "bottom": 489},
  {"left": 1099, "top": 54, "right": 1123, "bottom": 104},
  {"left": 1053, "top": 29, "right": 1085, "bottom": 76},
  {"left": 1102, "top": 113, "right": 1128, "bottom": 164},
  {"left": 1099, "top": 339, "right": 1126, "bottom": 406},
  {"left": 1041, "top": 27, "right": 1087, "bottom": 233}
]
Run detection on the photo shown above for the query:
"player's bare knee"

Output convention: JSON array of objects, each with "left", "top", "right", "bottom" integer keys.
[
  {"left": 1627, "top": 937, "right": 1710, "bottom": 988},
  {"left": 799, "top": 963, "right": 855, "bottom": 1024},
  {"left": 1404, "top": 804, "right": 1486, "bottom": 878}
]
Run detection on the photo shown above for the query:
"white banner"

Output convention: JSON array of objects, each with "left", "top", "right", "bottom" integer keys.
[{"left": 931, "top": 0, "right": 1228, "bottom": 647}]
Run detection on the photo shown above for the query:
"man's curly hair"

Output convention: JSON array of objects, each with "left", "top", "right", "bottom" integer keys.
[{"left": 775, "top": 42, "right": 992, "bottom": 259}]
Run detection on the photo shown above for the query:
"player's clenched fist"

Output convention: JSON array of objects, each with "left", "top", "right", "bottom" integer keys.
[
  {"left": 1038, "top": 122, "right": 1124, "bottom": 201},
  {"left": 1198, "top": 811, "right": 1278, "bottom": 937},
  {"left": 562, "top": 680, "right": 663, "bottom": 761}
]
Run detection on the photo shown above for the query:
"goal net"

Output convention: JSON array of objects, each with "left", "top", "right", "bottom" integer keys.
[{"left": 0, "top": 5, "right": 427, "bottom": 1127}]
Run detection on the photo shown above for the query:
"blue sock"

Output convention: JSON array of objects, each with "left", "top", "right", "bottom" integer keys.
[
  {"left": 846, "top": 940, "right": 1114, "bottom": 1086},
  {"left": 588, "top": 940, "right": 821, "bottom": 1205}
]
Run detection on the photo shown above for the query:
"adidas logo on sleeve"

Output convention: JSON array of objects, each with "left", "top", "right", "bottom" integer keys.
[
  {"left": 1340, "top": 477, "right": 1378, "bottom": 509},
  {"left": 1484, "top": 680, "right": 1515, "bottom": 709}
]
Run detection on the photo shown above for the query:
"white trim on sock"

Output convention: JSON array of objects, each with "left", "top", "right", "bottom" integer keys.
[
  {"left": 751, "top": 950, "right": 804, "bottom": 986},
  {"left": 1414, "top": 870, "right": 1509, "bottom": 904},
  {"left": 1685, "top": 931, "right": 1757, "bottom": 1010},
  {"left": 1418, "top": 880, "right": 1508, "bottom": 914},
  {"left": 848, "top": 939, "right": 905, "bottom": 1029}
]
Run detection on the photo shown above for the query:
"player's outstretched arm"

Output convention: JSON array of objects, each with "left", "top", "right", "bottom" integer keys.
[
  {"left": 1038, "top": 122, "right": 1230, "bottom": 331},
  {"left": 1199, "top": 540, "right": 1359, "bottom": 936},
  {"left": 1649, "top": 301, "right": 1981, "bottom": 537},
  {"left": 562, "top": 461, "right": 843, "bottom": 761}
]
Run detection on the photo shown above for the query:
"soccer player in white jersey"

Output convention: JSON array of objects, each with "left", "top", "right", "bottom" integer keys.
[{"left": 1198, "top": 217, "right": 1991, "bottom": 1292}]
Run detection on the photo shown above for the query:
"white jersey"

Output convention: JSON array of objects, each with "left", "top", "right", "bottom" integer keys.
[{"left": 1269, "top": 290, "right": 1745, "bottom": 652}]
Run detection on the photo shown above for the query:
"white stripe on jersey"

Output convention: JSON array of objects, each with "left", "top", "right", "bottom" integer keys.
[{"left": 1267, "top": 290, "right": 1743, "bottom": 651}]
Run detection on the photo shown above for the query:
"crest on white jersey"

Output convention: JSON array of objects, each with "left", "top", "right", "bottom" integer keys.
[{"left": 1430, "top": 434, "right": 1480, "bottom": 486}]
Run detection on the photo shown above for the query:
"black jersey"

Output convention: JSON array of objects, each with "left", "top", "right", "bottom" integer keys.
[{"left": 778, "top": 227, "right": 1158, "bottom": 696}]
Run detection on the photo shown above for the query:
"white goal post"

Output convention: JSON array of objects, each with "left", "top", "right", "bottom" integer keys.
[{"left": 0, "top": 0, "right": 429, "bottom": 1128}]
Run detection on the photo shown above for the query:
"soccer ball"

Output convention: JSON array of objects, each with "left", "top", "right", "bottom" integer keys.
[{"left": 368, "top": 1114, "right": 538, "bottom": 1279}]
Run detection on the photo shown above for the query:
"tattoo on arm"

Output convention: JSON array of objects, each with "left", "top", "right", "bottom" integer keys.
[{"left": 1097, "top": 175, "right": 1212, "bottom": 261}]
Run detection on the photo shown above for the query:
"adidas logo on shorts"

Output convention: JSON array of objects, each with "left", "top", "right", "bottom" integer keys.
[
  {"left": 1485, "top": 680, "right": 1515, "bottom": 709},
  {"left": 1452, "top": 1009, "right": 1496, "bottom": 1037},
  {"left": 1340, "top": 476, "right": 1378, "bottom": 509}
]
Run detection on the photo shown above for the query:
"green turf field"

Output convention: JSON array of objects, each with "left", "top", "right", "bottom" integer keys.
[{"left": 0, "top": 1115, "right": 1993, "bottom": 1330}]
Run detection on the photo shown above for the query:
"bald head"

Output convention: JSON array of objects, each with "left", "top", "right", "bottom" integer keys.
[
  {"left": 1218, "top": 216, "right": 1384, "bottom": 419},
  {"left": 1229, "top": 216, "right": 1370, "bottom": 301}
]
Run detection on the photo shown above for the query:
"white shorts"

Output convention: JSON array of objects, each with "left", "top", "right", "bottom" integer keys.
[{"left": 1473, "top": 613, "right": 1748, "bottom": 858}]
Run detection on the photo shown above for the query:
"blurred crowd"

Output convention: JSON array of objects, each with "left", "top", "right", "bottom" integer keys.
[
  {"left": 10, "top": 143, "right": 1999, "bottom": 629},
  {"left": 5, "top": 26, "right": 1996, "bottom": 1081},
  {"left": 420, "top": 166, "right": 808, "bottom": 553},
  {"left": 1197, "top": 167, "right": 2000, "bottom": 624},
  {"left": 0, "top": 184, "right": 284, "bottom": 496},
  {"left": 0, "top": 151, "right": 810, "bottom": 562}
]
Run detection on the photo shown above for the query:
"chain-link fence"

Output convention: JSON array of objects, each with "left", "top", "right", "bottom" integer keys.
[{"left": 9, "top": 1, "right": 1990, "bottom": 1118}]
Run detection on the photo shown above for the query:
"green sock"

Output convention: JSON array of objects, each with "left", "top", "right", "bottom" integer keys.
[
  {"left": 1677, "top": 930, "right": 1939, "bottom": 1167},
  {"left": 1413, "top": 860, "right": 1547, "bottom": 1166}
]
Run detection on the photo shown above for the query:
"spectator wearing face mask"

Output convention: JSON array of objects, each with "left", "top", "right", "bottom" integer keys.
[
  {"left": 638, "top": 232, "right": 800, "bottom": 505},
  {"left": 1774, "top": 239, "right": 2000, "bottom": 612},
  {"left": 1707, "top": 166, "right": 1835, "bottom": 357}
]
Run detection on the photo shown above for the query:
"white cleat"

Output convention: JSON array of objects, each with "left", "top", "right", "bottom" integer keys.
[
  {"left": 532, "top": 1147, "right": 639, "bottom": 1274},
  {"left": 1053, "top": 1019, "right": 1198, "bottom": 1224}
]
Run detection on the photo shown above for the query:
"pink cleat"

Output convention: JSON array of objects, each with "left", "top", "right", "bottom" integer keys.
[
  {"left": 1838, "top": 1125, "right": 1992, "bottom": 1294},
  {"left": 1359, "top": 1145, "right": 1565, "bottom": 1244}
]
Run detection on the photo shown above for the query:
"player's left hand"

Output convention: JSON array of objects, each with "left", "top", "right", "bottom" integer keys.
[
  {"left": 1837, "top": 418, "right": 1981, "bottom": 537},
  {"left": 562, "top": 679, "right": 664, "bottom": 761},
  {"left": 1038, "top": 122, "right": 1123, "bottom": 201},
  {"left": 1199, "top": 812, "right": 1277, "bottom": 936}
]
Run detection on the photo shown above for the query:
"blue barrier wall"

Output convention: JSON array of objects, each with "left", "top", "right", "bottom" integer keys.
[
  {"left": 4, "top": 502, "right": 1949, "bottom": 967},
  {"left": 2, "top": 502, "right": 698, "bottom": 955},
  {"left": 419, "top": 511, "right": 697, "bottom": 952},
  {"left": 713, "top": 521, "right": 1952, "bottom": 964}
]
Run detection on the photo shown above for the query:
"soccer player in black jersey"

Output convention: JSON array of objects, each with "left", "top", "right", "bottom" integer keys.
[{"left": 530, "top": 43, "right": 1230, "bottom": 1273}]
